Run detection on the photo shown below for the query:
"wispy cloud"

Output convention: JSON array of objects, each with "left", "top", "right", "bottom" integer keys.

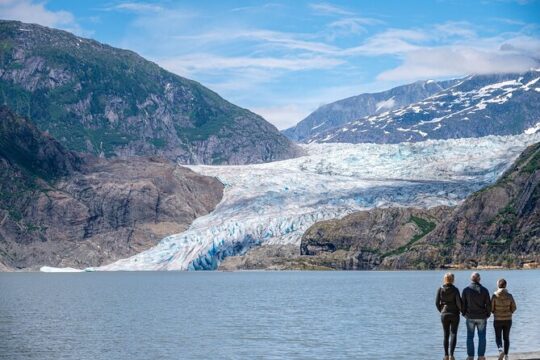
[
  {"left": 377, "top": 45, "right": 538, "bottom": 81},
  {"left": 159, "top": 54, "right": 344, "bottom": 74},
  {"left": 0, "top": 0, "right": 86, "bottom": 35},
  {"left": 105, "top": 2, "right": 164, "bottom": 13},
  {"left": 309, "top": 2, "right": 354, "bottom": 16}
]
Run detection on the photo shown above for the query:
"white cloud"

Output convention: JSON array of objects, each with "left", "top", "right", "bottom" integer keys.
[
  {"left": 377, "top": 45, "right": 539, "bottom": 81},
  {"left": 174, "top": 29, "right": 340, "bottom": 54},
  {"left": 309, "top": 2, "right": 354, "bottom": 16},
  {"left": 252, "top": 104, "right": 313, "bottom": 130},
  {"left": 158, "top": 54, "right": 344, "bottom": 74},
  {"left": 107, "top": 2, "right": 164, "bottom": 13},
  {"left": 327, "top": 17, "right": 383, "bottom": 36},
  {"left": 0, "top": 0, "right": 84, "bottom": 35}
]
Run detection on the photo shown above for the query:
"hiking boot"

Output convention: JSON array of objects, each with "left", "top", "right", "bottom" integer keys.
[{"left": 498, "top": 350, "right": 505, "bottom": 360}]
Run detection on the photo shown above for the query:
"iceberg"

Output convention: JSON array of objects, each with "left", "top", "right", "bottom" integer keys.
[{"left": 85, "top": 133, "right": 540, "bottom": 271}]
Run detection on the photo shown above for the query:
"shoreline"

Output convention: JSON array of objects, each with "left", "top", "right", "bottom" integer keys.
[
  {"left": 2, "top": 267, "right": 540, "bottom": 273},
  {"left": 487, "top": 351, "right": 540, "bottom": 359}
]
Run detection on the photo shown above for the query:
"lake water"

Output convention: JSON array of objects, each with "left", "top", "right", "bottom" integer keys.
[{"left": 1, "top": 270, "right": 539, "bottom": 359}]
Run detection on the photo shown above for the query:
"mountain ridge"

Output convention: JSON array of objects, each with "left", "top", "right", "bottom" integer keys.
[
  {"left": 0, "top": 20, "right": 300, "bottom": 164},
  {"left": 309, "top": 70, "right": 540, "bottom": 144},
  {"left": 0, "top": 106, "right": 224, "bottom": 270},
  {"left": 282, "top": 78, "right": 459, "bottom": 142}
]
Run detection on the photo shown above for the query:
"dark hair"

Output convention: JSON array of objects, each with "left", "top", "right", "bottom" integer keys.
[{"left": 497, "top": 278, "right": 507, "bottom": 289}]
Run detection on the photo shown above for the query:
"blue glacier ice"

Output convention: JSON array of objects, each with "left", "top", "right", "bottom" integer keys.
[{"left": 41, "top": 133, "right": 540, "bottom": 272}]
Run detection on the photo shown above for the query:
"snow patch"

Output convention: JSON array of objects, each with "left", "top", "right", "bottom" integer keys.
[
  {"left": 376, "top": 97, "right": 396, "bottom": 112},
  {"left": 524, "top": 123, "right": 540, "bottom": 135}
]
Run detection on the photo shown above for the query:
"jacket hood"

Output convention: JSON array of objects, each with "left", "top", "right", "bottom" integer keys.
[
  {"left": 469, "top": 282, "right": 482, "bottom": 293},
  {"left": 494, "top": 288, "right": 509, "bottom": 298}
]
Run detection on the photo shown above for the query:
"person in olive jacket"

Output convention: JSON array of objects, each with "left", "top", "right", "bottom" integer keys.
[
  {"left": 491, "top": 278, "right": 517, "bottom": 360},
  {"left": 435, "top": 272, "right": 462, "bottom": 360},
  {"left": 462, "top": 272, "right": 491, "bottom": 360}
]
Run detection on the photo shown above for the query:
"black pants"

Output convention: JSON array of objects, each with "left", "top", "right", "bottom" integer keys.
[
  {"left": 441, "top": 314, "right": 460, "bottom": 356},
  {"left": 494, "top": 320, "right": 512, "bottom": 354}
]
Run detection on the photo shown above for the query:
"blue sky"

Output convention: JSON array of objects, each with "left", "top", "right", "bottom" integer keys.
[{"left": 1, "top": 1, "right": 539, "bottom": 129}]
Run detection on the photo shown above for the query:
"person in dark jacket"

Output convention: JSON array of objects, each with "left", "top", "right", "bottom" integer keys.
[
  {"left": 491, "top": 278, "right": 517, "bottom": 360},
  {"left": 436, "top": 272, "right": 462, "bottom": 360},
  {"left": 462, "top": 272, "right": 491, "bottom": 360}
]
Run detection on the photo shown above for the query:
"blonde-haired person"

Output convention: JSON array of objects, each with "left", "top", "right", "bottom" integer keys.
[
  {"left": 492, "top": 278, "right": 517, "bottom": 360},
  {"left": 435, "top": 272, "right": 462, "bottom": 360}
]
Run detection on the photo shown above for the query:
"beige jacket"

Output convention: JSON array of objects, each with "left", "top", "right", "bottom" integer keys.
[{"left": 491, "top": 288, "right": 517, "bottom": 321}]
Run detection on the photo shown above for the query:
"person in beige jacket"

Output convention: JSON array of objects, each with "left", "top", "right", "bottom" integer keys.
[{"left": 491, "top": 279, "right": 517, "bottom": 360}]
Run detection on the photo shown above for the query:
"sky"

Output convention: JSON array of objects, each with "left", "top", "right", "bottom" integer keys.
[{"left": 1, "top": 1, "right": 539, "bottom": 129}]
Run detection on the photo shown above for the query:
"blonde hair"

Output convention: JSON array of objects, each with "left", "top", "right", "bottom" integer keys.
[{"left": 444, "top": 272, "right": 455, "bottom": 285}]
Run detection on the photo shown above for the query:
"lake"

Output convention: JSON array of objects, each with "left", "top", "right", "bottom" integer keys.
[{"left": 1, "top": 270, "right": 539, "bottom": 359}]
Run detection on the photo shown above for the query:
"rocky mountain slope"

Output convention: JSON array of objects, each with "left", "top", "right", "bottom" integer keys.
[
  {"left": 219, "top": 142, "right": 540, "bottom": 270},
  {"left": 0, "top": 20, "right": 299, "bottom": 164},
  {"left": 282, "top": 79, "right": 457, "bottom": 142},
  {"left": 309, "top": 71, "right": 540, "bottom": 144},
  {"left": 0, "top": 107, "right": 223, "bottom": 270},
  {"left": 386, "top": 142, "right": 540, "bottom": 269}
]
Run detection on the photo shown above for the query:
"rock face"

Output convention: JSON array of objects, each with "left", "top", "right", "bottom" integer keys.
[
  {"left": 0, "top": 20, "right": 300, "bottom": 164},
  {"left": 218, "top": 208, "right": 452, "bottom": 270},
  {"left": 282, "top": 79, "right": 458, "bottom": 142},
  {"left": 310, "top": 71, "right": 540, "bottom": 144},
  {"left": 0, "top": 107, "right": 224, "bottom": 270}
]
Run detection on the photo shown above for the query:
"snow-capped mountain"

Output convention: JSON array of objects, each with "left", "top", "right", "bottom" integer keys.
[
  {"left": 310, "top": 70, "right": 540, "bottom": 144},
  {"left": 43, "top": 132, "right": 540, "bottom": 271},
  {"left": 282, "top": 79, "right": 457, "bottom": 142}
]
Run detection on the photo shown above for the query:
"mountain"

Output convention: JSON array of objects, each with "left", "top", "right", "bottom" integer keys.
[
  {"left": 294, "top": 142, "right": 540, "bottom": 270},
  {"left": 0, "top": 20, "right": 300, "bottom": 164},
  {"left": 0, "top": 107, "right": 223, "bottom": 270},
  {"left": 311, "top": 70, "right": 540, "bottom": 144},
  {"left": 282, "top": 79, "right": 458, "bottom": 142}
]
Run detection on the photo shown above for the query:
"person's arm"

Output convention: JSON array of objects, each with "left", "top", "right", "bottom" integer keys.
[
  {"left": 491, "top": 294, "right": 496, "bottom": 314},
  {"left": 456, "top": 288, "right": 462, "bottom": 313},
  {"left": 461, "top": 288, "right": 467, "bottom": 316},
  {"left": 485, "top": 289, "right": 492, "bottom": 318},
  {"left": 510, "top": 295, "right": 517, "bottom": 313},
  {"left": 436, "top": 288, "right": 442, "bottom": 312}
]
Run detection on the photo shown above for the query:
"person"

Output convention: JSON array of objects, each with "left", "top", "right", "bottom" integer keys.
[
  {"left": 491, "top": 278, "right": 517, "bottom": 360},
  {"left": 435, "top": 272, "right": 462, "bottom": 360},
  {"left": 462, "top": 272, "right": 491, "bottom": 360}
]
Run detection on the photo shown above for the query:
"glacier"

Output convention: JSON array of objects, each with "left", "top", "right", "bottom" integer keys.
[{"left": 42, "top": 133, "right": 540, "bottom": 272}]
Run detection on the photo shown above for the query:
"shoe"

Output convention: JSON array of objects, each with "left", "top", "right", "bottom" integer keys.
[
  {"left": 505, "top": 355, "right": 509, "bottom": 360},
  {"left": 466, "top": 357, "right": 473, "bottom": 360},
  {"left": 498, "top": 350, "right": 505, "bottom": 360},
  {"left": 478, "top": 357, "right": 486, "bottom": 360},
  {"left": 449, "top": 356, "right": 455, "bottom": 360}
]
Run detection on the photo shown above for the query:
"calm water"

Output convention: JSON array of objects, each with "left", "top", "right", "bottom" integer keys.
[{"left": 1, "top": 270, "right": 539, "bottom": 359}]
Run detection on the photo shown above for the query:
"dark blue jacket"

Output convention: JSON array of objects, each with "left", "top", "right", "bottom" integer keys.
[{"left": 462, "top": 282, "right": 491, "bottom": 319}]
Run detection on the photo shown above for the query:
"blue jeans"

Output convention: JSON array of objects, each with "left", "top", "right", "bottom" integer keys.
[{"left": 466, "top": 318, "right": 487, "bottom": 356}]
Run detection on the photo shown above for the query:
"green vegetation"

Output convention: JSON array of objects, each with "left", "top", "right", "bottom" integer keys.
[
  {"left": 382, "top": 216, "right": 437, "bottom": 258},
  {"left": 521, "top": 147, "right": 540, "bottom": 174}
]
